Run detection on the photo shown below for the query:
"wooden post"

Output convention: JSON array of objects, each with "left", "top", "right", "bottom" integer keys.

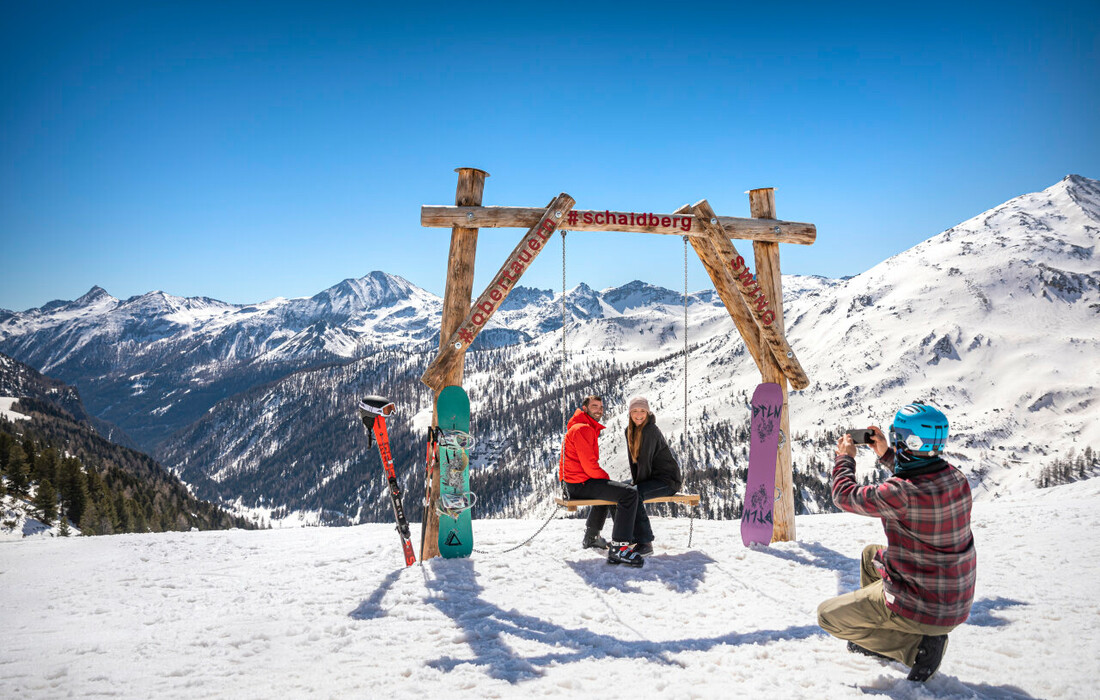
[
  {"left": 676, "top": 204, "right": 766, "bottom": 374},
  {"left": 749, "top": 188, "right": 795, "bottom": 543},
  {"left": 423, "top": 167, "right": 487, "bottom": 561},
  {"left": 691, "top": 199, "right": 809, "bottom": 390},
  {"left": 421, "top": 193, "right": 576, "bottom": 391}
]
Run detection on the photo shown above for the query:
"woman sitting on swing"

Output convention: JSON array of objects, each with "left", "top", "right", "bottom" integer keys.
[{"left": 625, "top": 396, "right": 683, "bottom": 555}]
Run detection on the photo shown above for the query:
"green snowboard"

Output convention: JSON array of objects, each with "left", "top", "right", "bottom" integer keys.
[{"left": 436, "top": 385, "right": 473, "bottom": 558}]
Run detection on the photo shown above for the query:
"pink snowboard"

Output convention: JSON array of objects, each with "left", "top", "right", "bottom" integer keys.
[{"left": 741, "top": 383, "right": 783, "bottom": 547}]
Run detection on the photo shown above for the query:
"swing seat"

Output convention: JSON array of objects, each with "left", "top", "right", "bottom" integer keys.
[{"left": 554, "top": 494, "right": 700, "bottom": 512}]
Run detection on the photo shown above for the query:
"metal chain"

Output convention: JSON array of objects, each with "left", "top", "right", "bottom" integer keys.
[
  {"left": 684, "top": 235, "right": 695, "bottom": 548},
  {"left": 472, "top": 505, "right": 564, "bottom": 556},
  {"left": 561, "top": 230, "right": 568, "bottom": 434},
  {"left": 559, "top": 230, "right": 571, "bottom": 503}
]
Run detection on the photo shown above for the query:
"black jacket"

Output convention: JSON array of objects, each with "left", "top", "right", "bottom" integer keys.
[{"left": 625, "top": 415, "right": 682, "bottom": 492}]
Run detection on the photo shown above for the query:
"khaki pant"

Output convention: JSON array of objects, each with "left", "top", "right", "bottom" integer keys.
[{"left": 817, "top": 545, "right": 957, "bottom": 666}]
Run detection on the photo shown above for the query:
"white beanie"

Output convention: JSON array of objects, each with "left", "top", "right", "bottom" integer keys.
[{"left": 628, "top": 396, "right": 651, "bottom": 412}]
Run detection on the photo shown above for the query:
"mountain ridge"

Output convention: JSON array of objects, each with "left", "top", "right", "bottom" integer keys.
[{"left": 1, "top": 175, "right": 1097, "bottom": 525}]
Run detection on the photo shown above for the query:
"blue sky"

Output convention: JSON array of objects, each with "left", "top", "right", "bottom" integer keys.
[{"left": 2, "top": 1, "right": 1097, "bottom": 311}]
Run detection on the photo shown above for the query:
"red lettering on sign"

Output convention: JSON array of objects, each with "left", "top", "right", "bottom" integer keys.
[
  {"left": 528, "top": 238, "right": 541, "bottom": 251},
  {"left": 478, "top": 301, "right": 494, "bottom": 314},
  {"left": 489, "top": 289, "right": 502, "bottom": 302},
  {"left": 583, "top": 212, "right": 593, "bottom": 224},
  {"left": 458, "top": 328, "right": 474, "bottom": 344},
  {"left": 661, "top": 216, "right": 671, "bottom": 228},
  {"left": 518, "top": 249, "right": 533, "bottom": 263},
  {"left": 472, "top": 313, "right": 485, "bottom": 326},
  {"left": 762, "top": 311, "right": 776, "bottom": 326}
]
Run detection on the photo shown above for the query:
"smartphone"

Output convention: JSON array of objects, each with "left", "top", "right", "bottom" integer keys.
[{"left": 847, "top": 429, "right": 874, "bottom": 444}]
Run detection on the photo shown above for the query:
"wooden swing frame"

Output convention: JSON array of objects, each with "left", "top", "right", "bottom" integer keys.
[{"left": 418, "top": 168, "right": 815, "bottom": 559}]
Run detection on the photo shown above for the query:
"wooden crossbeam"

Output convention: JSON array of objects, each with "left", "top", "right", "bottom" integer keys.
[
  {"left": 692, "top": 199, "right": 810, "bottom": 390},
  {"left": 421, "top": 205, "right": 816, "bottom": 245},
  {"left": 420, "top": 192, "right": 576, "bottom": 391},
  {"left": 677, "top": 203, "right": 767, "bottom": 374},
  {"left": 554, "top": 494, "right": 700, "bottom": 512}
]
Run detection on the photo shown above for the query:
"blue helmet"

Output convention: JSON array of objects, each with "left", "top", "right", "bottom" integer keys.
[{"left": 890, "top": 403, "right": 949, "bottom": 457}]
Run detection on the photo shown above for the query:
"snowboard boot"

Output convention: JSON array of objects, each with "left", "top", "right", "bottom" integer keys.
[
  {"left": 847, "top": 641, "right": 893, "bottom": 662},
  {"left": 607, "top": 542, "right": 644, "bottom": 568},
  {"left": 631, "top": 542, "right": 654, "bottom": 556},
  {"left": 907, "top": 634, "right": 949, "bottom": 682},
  {"left": 582, "top": 531, "right": 609, "bottom": 550}
]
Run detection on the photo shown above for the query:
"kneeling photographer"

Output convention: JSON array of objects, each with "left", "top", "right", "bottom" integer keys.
[{"left": 816, "top": 403, "right": 977, "bottom": 682}]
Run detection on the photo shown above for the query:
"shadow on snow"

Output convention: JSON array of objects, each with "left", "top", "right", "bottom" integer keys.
[
  {"left": 351, "top": 556, "right": 822, "bottom": 684},
  {"left": 349, "top": 546, "right": 1030, "bottom": 687}
]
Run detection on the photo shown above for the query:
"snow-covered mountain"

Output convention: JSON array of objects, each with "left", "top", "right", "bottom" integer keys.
[
  {"left": 1, "top": 175, "right": 1097, "bottom": 524},
  {"left": 0, "top": 272, "right": 444, "bottom": 447},
  {"left": 783, "top": 174, "right": 1100, "bottom": 496}
]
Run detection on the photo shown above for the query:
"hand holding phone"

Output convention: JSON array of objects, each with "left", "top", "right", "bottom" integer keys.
[{"left": 847, "top": 429, "right": 874, "bottom": 444}]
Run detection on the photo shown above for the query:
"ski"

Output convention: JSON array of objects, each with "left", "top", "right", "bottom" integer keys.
[
  {"left": 420, "top": 428, "right": 439, "bottom": 562},
  {"left": 359, "top": 396, "right": 416, "bottom": 567}
]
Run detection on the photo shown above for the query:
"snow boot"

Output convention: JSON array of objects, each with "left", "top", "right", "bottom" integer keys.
[
  {"left": 847, "top": 641, "right": 892, "bottom": 662},
  {"left": 631, "top": 542, "right": 654, "bottom": 556},
  {"left": 607, "top": 542, "right": 644, "bottom": 567},
  {"left": 582, "top": 531, "right": 609, "bottom": 550},
  {"left": 907, "top": 634, "right": 949, "bottom": 682}
]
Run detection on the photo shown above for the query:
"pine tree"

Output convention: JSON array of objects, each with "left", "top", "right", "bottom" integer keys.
[
  {"left": 58, "top": 504, "right": 71, "bottom": 536},
  {"left": 5, "top": 444, "right": 30, "bottom": 497},
  {"left": 34, "top": 478, "right": 58, "bottom": 526}
]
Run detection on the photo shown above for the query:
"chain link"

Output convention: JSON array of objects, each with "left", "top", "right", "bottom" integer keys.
[
  {"left": 684, "top": 235, "right": 695, "bottom": 548},
  {"left": 472, "top": 505, "right": 564, "bottom": 556}
]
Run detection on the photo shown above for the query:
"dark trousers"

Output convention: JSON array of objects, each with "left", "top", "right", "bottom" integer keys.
[
  {"left": 632, "top": 479, "right": 678, "bottom": 544},
  {"left": 566, "top": 479, "right": 638, "bottom": 543}
]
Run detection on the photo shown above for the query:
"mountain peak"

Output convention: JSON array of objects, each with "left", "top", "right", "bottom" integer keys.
[
  {"left": 75, "top": 286, "right": 114, "bottom": 305},
  {"left": 1059, "top": 174, "right": 1100, "bottom": 222}
]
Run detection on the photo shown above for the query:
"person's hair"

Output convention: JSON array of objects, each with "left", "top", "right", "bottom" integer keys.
[
  {"left": 582, "top": 395, "right": 603, "bottom": 408},
  {"left": 626, "top": 410, "right": 653, "bottom": 462}
]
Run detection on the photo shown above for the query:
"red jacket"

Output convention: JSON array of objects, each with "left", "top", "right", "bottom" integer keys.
[
  {"left": 832, "top": 450, "right": 977, "bottom": 627},
  {"left": 559, "top": 409, "right": 608, "bottom": 483}
]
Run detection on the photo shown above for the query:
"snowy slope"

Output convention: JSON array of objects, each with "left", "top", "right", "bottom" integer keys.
[{"left": 2, "top": 479, "right": 1096, "bottom": 699}]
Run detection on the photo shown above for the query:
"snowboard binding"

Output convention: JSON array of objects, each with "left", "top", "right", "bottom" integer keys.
[{"left": 436, "top": 491, "right": 477, "bottom": 518}]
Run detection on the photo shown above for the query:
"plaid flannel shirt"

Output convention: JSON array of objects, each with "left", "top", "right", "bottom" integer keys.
[{"left": 832, "top": 450, "right": 977, "bottom": 626}]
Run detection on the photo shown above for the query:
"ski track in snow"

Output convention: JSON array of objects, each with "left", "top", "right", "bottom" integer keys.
[{"left": 3, "top": 480, "right": 1097, "bottom": 699}]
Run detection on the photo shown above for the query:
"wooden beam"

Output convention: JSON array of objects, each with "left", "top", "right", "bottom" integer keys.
[
  {"left": 423, "top": 167, "right": 487, "bottom": 561},
  {"left": 691, "top": 199, "right": 809, "bottom": 391},
  {"left": 421, "top": 192, "right": 576, "bottom": 391},
  {"left": 679, "top": 203, "right": 766, "bottom": 374},
  {"left": 749, "top": 187, "right": 796, "bottom": 544},
  {"left": 421, "top": 205, "right": 816, "bottom": 245},
  {"left": 554, "top": 494, "right": 700, "bottom": 512}
]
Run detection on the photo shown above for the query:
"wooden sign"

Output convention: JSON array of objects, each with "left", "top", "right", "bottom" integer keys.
[
  {"left": 421, "top": 192, "right": 576, "bottom": 391},
  {"left": 677, "top": 203, "right": 766, "bottom": 374},
  {"left": 421, "top": 205, "right": 816, "bottom": 245},
  {"left": 692, "top": 199, "right": 810, "bottom": 390}
]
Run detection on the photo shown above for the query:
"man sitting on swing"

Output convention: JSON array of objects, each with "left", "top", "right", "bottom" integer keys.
[{"left": 559, "top": 395, "right": 645, "bottom": 568}]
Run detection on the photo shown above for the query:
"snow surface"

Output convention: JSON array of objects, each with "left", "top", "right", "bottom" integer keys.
[
  {"left": 0, "top": 396, "right": 30, "bottom": 421},
  {"left": 3, "top": 480, "right": 1097, "bottom": 699}
]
